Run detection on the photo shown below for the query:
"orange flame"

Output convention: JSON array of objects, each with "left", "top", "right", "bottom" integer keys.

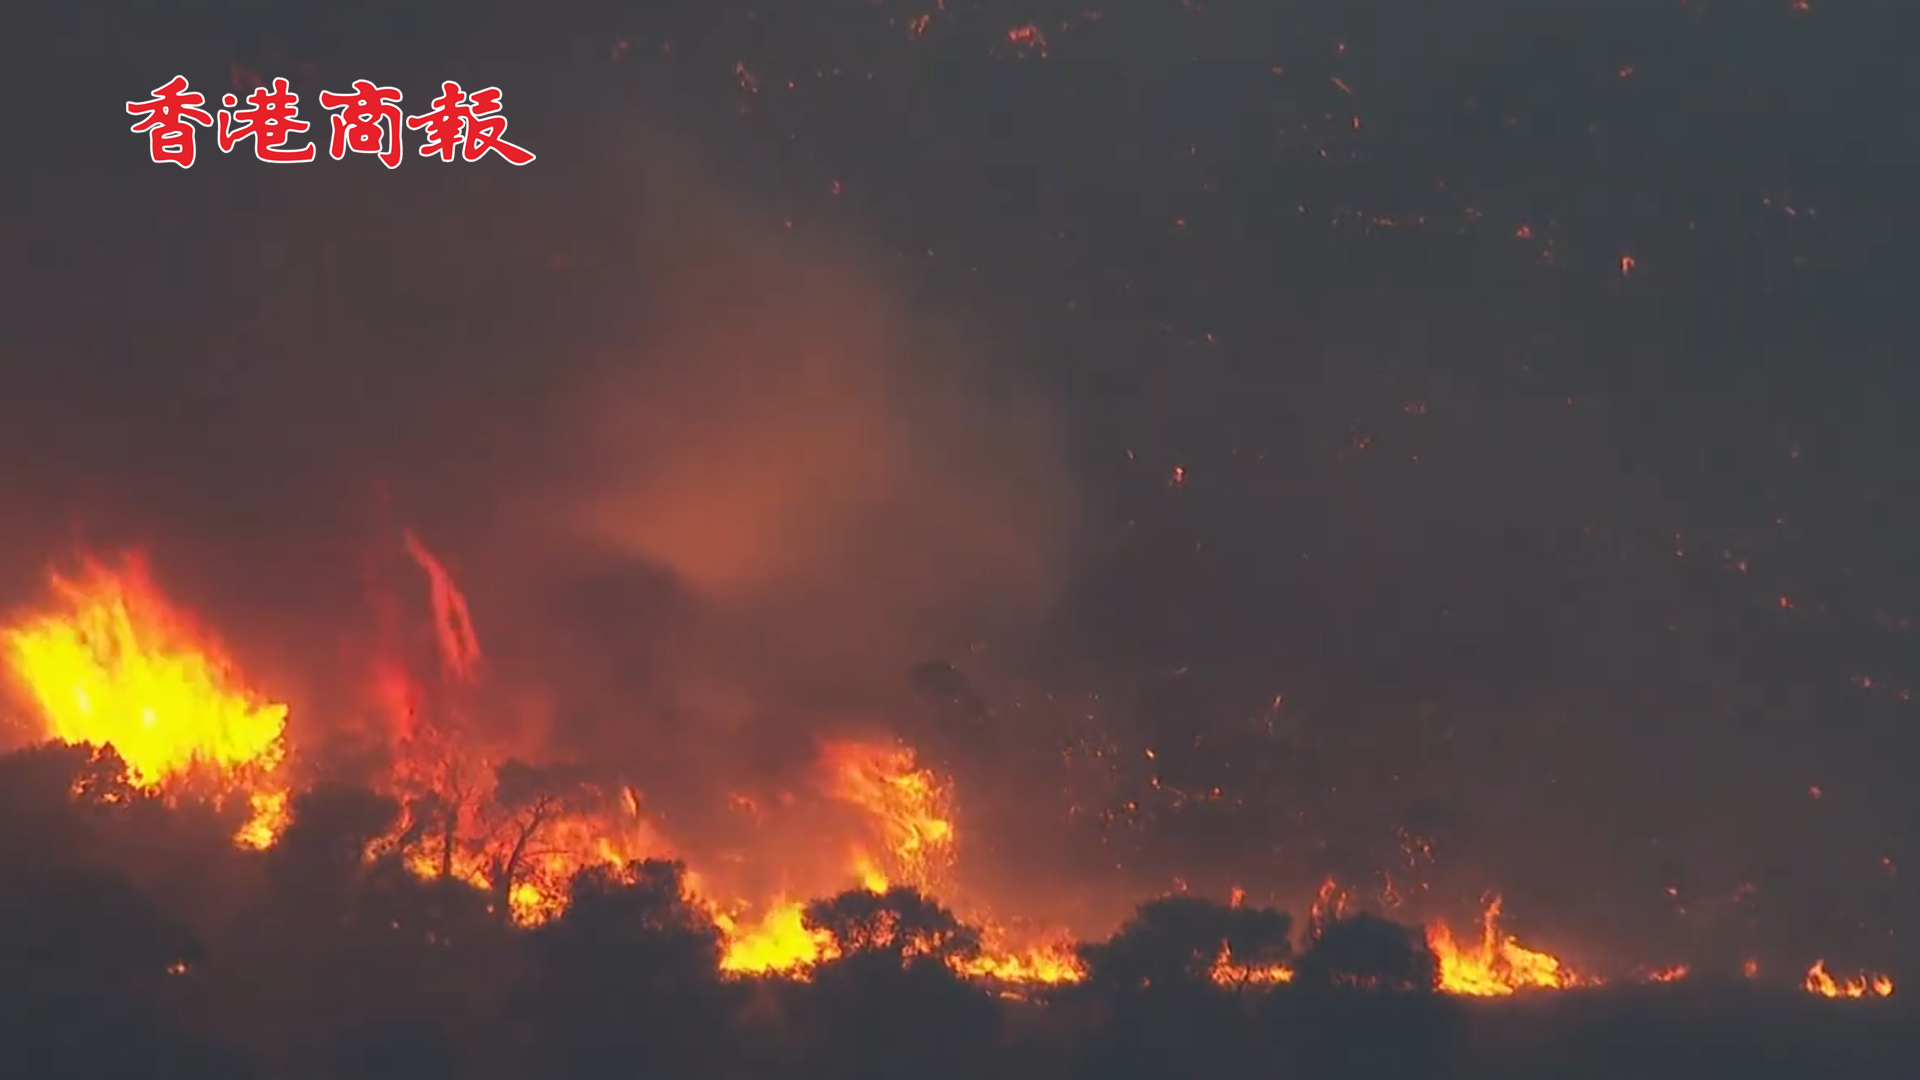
[
  {"left": 820, "top": 738, "right": 956, "bottom": 895},
  {"left": 2, "top": 552, "right": 290, "bottom": 846},
  {"left": 955, "top": 939, "right": 1086, "bottom": 985},
  {"left": 1803, "top": 960, "right": 1895, "bottom": 999},
  {"left": 7, "top": 544, "right": 1900, "bottom": 1001},
  {"left": 1426, "top": 896, "right": 1596, "bottom": 996}
]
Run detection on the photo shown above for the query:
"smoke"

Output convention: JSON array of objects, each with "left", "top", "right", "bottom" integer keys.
[
  {"left": 0, "top": 92, "right": 1084, "bottom": 896},
  {"left": 465, "top": 129, "right": 1083, "bottom": 805}
]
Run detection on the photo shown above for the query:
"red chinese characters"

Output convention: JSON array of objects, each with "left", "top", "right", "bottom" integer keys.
[
  {"left": 126, "top": 76, "right": 214, "bottom": 168},
  {"left": 317, "top": 80, "right": 406, "bottom": 168},
  {"left": 217, "top": 77, "right": 317, "bottom": 162},
  {"left": 131, "top": 76, "right": 535, "bottom": 167},
  {"left": 406, "top": 82, "right": 536, "bottom": 165}
]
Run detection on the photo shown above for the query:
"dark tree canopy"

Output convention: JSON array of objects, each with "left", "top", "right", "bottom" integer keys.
[
  {"left": 0, "top": 863, "right": 195, "bottom": 993},
  {"left": 1079, "top": 894, "right": 1294, "bottom": 992},
  {"left": 513, "top": 859, "right": 736, "bottom": 1079},
  {"left": 803, "top": 886, "right": 982, "bottom": 967},
  {"left": 1296, "top": 913, "right": 1441, "bottom": 993}
]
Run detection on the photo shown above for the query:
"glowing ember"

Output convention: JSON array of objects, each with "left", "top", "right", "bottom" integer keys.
[
  {"left": 1803, "top": 960, "right": 1894, "bottom": 999},
  {"left": 1210, "top": 948, "right": 1295, "bottom": 987},
  {"left": 1426, "top": 896, "right": 1595, "bottom": 996},
  {"left": 2, "top": 552, "right": 291, "bottom": 845}
]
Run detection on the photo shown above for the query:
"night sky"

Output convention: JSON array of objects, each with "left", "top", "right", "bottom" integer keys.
[{"left": 3, "top": 1, "right": 1916, "bottom": 980}]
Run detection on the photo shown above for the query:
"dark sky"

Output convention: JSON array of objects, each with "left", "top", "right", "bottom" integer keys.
[{"left": 2, "top": 0, "right": 1916, "bottom": 977}]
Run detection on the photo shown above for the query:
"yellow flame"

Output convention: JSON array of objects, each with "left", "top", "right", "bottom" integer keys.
[
  {"left": 3, "top": 553, "right": 291, "bottom": 845},
  {"left": 1804, "top": 960, "right": 1894, "bottom": 999},
  {"left": 717, "top": 900, "right": 834, "bottom": 974},
  {"left": 1426, "top": 897, "right": 1595, "bottom": 996}
]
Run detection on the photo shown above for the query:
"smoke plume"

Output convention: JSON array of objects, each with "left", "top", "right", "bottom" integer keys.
[{"left": 471, "top": 129, "right": 1084, "bottom": 806}]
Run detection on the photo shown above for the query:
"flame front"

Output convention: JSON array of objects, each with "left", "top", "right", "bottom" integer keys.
[
  {"left": 2, "top": 544, "right": 1899, "bottom": 1001},
  {"left": 1426, "top": 896, "right": 1596, "bottom": 996},
  {"left": 2, "top": 553, "right": 290, "bottom": 845}
]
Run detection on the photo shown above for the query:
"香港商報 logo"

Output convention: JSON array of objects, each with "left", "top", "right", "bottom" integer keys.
[{"left": 126, "top": 76, "right": 535, "bottom": 168}]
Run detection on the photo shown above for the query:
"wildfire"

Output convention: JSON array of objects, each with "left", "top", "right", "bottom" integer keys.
[
  {"left": 1425, "top": 896, "right": 1596, "bottom": 996},
  {"left": 402, "top": 529, "right": 482, "bottom": 681},
  {"left": 1803, "top": 960, "right": 1895, "bottom": 999},
  {"left": 1209, "top": 948, "right": 1295, "bottom": 987},
  {"left": 384, "top": 744, "right": 670, "bottom": 927},
  {"left": 2, "top": 552, "right": 291, "bottom": 846},
  {"left": 821, "top": 738, "right": 957, "bottom": 895},
  {"left": 0, "top": 543, "right": 1900, "bottom": 1003},
  {"left": 956, "top": 940, "right": 1086, "bottom": 985},
  {"left": 717, "top": 900, "right": 834, "bottom": 974}
]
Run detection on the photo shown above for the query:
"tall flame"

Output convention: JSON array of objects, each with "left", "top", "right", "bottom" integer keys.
[
  {"left": 1426, "top": 896, "right": 1596, "bottom": 996},
  {"left": 820, "top": 738, "right": 957, "bottom": 894},
  {"left": 2, "top": 552, "right": 290, "bottom": 845}
]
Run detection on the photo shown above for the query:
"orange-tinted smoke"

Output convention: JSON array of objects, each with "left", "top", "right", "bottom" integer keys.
[{"left": 536, "top": 134, "right": 1081, "bottom": 708}]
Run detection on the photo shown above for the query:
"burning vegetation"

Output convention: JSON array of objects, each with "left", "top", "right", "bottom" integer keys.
[
  {"left": 2, "top": 553, "right": 292, "bottom": 848},
  {"left": 0, "top": 540, "right": 1897, "bottom": 1006}
]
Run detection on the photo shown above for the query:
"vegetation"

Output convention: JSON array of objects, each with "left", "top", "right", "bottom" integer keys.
[{"left": 0, "top": 743, "right": 1908, "bottom": 1080}]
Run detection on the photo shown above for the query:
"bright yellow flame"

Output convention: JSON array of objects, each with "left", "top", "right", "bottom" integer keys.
[
  {"left": 1804, "top": 960, "right": 1895, "bottom": 999},
  {"left": 1426, "top": 897, "right": 1595, "bottom": 996},
  {"left": 717, "top": 900, "right": 834, "bottom": 974},
  {"left": 956, "top": 940, "right": 1087, "bottom": 985},
  {"left": 3, "top": 553, "right": 290, "bottom": 845}
]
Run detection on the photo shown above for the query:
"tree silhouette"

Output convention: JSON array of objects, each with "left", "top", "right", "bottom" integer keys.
[
  {"left": 799, "top": 887, "right": 1000, "bottom": 1080},
  {"left": 1295, "top": 912, "right": 1439, "bottom": 993},
  {"left": 511, "top": 860, "right": 735, "bottom": 1079},
  {"left": 392, "top": 751, "right": 477, "bottom": 885},
  {"left": 1079, "top": 894, "right": 1294, "bottom": 993},
  {"left": 803, "top": 885, "right": 982, "bottom": 968},
  {"left": 484, "top": 759, "right": 608, "bottom": 912},
  {"left": 0, "top": 742, "right": 141, "bottom": 869},
  {"left": 268, "top": 782, "right": 401, "bottom": 913}
]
